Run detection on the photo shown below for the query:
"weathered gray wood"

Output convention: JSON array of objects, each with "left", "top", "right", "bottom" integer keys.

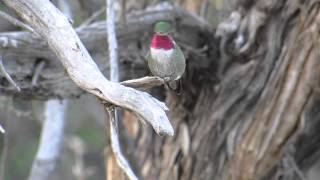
[
  {"left": 0, "top": 3, "right": 212, "bottom": 99},
  {"left": 4, "top": 1, "right": 319, "bottom": 180},
  {"left": 121, "top": 76, "right": 164, "bottom": 90},
  {"left": 3, "top": 0, "right": 174, "bottom": 136},
  {"left": 0, "top": 10, "right": 34, "bottom": 33}
]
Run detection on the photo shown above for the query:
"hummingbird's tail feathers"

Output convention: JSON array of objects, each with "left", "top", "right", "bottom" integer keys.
[{"left": 167, "top": 80, "right": 183, "bottom": 95}]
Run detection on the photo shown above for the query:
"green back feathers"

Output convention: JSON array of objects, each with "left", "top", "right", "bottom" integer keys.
[{"left": 154, "top": 21, "right": 173, "bottom": 34}]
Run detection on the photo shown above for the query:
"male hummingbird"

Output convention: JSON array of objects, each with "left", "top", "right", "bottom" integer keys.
[{"left": 146, "top": 21, "right": 186, "bottom": 92}]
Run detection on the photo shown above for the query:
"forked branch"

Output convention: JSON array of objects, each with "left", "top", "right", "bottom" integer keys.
[{"left": 2, "top": 0, "right": 174, "bottom": 136}]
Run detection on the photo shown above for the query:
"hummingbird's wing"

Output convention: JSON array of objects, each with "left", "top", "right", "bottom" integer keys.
[
  {"left": 172, "top": 43, "right": 186, "bottom": 80},
  {"left": 165, "top": 43, "right": 185, "bottom": 94},
  {"left": 173, "top": 43, "right": 185, "bottom": 62}
]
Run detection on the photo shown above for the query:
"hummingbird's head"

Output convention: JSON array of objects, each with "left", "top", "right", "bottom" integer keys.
[{"left": 154, "top": 21, "right": 173, "bottom": 35}]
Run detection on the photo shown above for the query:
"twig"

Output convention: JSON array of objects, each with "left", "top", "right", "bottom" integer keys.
[
  {"left": 0, "top": 56, "right": 20, "bottom": 91},
  {"left": 106, "top": 107, "right": 138, "bottom": 180},
  {"left": 105, "top": 0, "right": 138, "bottom": 179},
  {"left": 28, "top": 100, "right": 67, "bottom": 180},
  {"left": 78, "top": 6, "right": 106, "bottom": 29},
  {"left": 31, "top": 61, "right": 46, "bottom": 86},
  {"left": 0, "top": 10, "right": 34, "bottom": 33},
  {"left": 287, "top": 155, "right": 309, "bottom": 180},
  {"left": 120, "top": 0, "right": 126, "bottom": 24}
]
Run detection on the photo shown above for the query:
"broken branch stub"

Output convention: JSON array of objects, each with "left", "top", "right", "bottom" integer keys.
[
  {"left": 121, "top": 76, "right": 165, "bottom": 90},
  {"left": 3, "top": 0, "right": 174, "bottom": 136}
]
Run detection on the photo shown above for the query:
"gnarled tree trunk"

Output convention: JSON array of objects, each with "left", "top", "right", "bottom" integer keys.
[{"left": 130, "top": 0, "right": 320, "bottom": 180}]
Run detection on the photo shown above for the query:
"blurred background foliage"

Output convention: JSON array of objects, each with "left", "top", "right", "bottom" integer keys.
[{"left": 0, "top": 95, "right": 106, "bottom": 180}]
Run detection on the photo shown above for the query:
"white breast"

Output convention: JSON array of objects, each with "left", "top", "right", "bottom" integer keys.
[{"left": 150, "top": 48, "right": 174, "bottom": 62}]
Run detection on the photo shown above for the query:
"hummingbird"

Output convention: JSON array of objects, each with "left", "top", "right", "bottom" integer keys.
[{"left": 146, "top": 21, "right": 186, "bottom": 92}]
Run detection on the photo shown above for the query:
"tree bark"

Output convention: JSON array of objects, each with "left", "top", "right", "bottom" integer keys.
[{"left": 130, "top": 0, "right": 320, "bottom": 180}]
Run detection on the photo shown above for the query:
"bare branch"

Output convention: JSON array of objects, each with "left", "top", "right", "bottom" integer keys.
[
  {"left": 3, "top": 0, "right": 174, "bottom": 136},
  {"left": 78, "top": 6, "right": 106, "bottom": 28},
  {"left": 0, "top": 56, "right": 20, "bottom": 91},
  {"left": 0, "top": 10, "right": 34, "bottom": 33},
  {"left": 106, "top": 107, "right": 138, "bottom": 180},
  {"left": 286, "top": 155, "right": 308, "bottom": 180}
]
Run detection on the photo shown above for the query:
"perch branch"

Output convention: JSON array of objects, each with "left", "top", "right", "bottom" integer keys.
[
  {"left": 3, "top": 0, "right": 173, "bottom": 136},
  {"left": 121, "top": 76, "right": 165, "bottom": 90}
]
